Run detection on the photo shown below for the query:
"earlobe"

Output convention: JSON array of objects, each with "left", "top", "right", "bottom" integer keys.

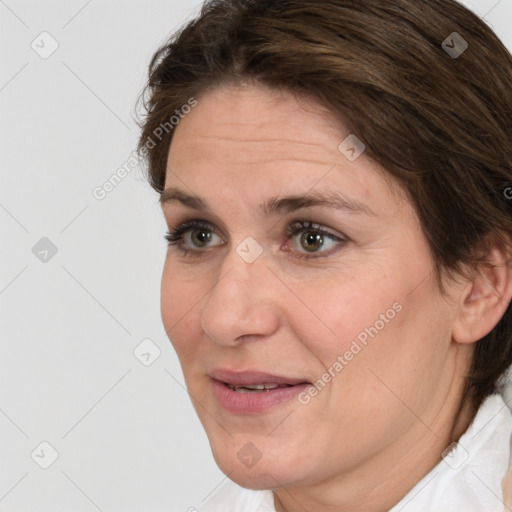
[{"left": 452, "top": 238, "right": 512, "bottom": 345}]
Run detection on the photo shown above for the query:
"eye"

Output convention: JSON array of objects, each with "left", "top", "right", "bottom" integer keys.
[
  {"left": 164, "top": 219, "right": 222, "bottom": 256},
  {"left": 284, "top": 220, "right": 347, "bottom": 259}
]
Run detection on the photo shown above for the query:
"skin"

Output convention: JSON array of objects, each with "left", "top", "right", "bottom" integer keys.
[{"left": 159, "top": 82, "right": 512, "bottom": 512}]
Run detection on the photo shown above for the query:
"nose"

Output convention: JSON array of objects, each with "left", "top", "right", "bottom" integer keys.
[{"left": 200, "top": 245, "right": 281, "bottom": 347}]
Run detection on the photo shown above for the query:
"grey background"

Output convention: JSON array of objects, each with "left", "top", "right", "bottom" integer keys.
[{"left": 1, "top": 1, "right": 511, "bottom": 511}]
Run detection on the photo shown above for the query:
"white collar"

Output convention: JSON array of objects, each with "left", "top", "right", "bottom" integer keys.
[
  {"left": 389, "top": 393, "right": 512, "bottom": 512},
  {"left": 201, "top": 393, "right": 512, "bottom": 512}
]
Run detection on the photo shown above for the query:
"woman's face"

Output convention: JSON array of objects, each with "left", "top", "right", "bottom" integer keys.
[{"left": 160, "top": 84, "right": 472, "bottom": 490}]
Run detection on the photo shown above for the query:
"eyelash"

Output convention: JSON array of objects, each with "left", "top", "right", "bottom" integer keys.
[{"left": 164, "top": 219, "right": 348, "bottom": 260}]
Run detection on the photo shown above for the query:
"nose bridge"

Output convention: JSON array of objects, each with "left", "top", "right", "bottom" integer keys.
[{"left": 200, "top": 241, "right": 279, "bottom": 345}]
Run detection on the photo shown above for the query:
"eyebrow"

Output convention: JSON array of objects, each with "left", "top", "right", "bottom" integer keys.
[{"left": 159, "top": 187, "right": 376, "bottom": 217}]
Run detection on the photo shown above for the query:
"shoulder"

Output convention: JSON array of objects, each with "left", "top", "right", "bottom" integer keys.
[{"left": 199, "top": 479, "right": 275, "bottom": 512}]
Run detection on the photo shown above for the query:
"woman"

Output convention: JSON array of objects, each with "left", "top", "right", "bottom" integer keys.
[{"left": 136, "top": 0, "right": 512, "bottom": 510}]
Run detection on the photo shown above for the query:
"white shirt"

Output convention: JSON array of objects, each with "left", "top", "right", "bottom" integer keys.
[{"left": 200, "top": 391, "right": 512, "bottom": 512}]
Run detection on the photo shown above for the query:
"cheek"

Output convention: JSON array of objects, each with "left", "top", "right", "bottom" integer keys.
[
  {"left": 321, "top": 279, "right": 453, "bottom": 426},
  {"left": 160, "top": 263, "right": 205, "bottom": 362},
  {"left": 304, "top": 267, "right": 449, "bottom": 400},
  {"left": 298, "top": 276, "right": 404, "bottom": 367}
]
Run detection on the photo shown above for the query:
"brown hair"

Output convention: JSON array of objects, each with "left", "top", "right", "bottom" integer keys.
[{"left": 136, "top": 0, "right": 512, "bottom": 411}]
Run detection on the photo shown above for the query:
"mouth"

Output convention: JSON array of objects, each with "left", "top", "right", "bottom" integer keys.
[
  {"left": 224, "top": 382, "right": 299, "bottom": 393},
  {"left": 209, "top": 369, "right": 312, "bottom": 414}
]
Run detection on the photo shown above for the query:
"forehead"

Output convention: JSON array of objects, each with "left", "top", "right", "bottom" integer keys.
[
  {"left": 165, "top": 83, "right": 407, "bottom": 213},
  {"left": 169, "top": 84, "right": 346, "bottom": 159}
]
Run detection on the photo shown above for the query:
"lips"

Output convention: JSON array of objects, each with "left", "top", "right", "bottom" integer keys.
[
  {"left": 209, "top": 369, "right": 310, "bottom": 387},
  {"left": 209, "top": 369, "right": 312, "bottom": 413}
]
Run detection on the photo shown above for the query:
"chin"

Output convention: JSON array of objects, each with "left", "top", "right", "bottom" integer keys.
[
  {"left": 209, "top": 440, "right": 311, "bottom": 491},
  {"left": 229, "top": 472, "right": 279, "bottom": 491}
]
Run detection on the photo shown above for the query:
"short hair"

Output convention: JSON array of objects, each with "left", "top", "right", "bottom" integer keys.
[{"left": 136, "top": 0, "right": 512, "bottom": 412}]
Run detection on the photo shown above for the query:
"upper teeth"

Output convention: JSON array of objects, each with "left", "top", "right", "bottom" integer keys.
[{"left": 229, "top": 383, "right": 281, "bottom": 391}]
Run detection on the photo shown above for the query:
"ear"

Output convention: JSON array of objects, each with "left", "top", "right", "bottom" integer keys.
[{"left": 452, "top": 234, "right": 512, "bottom": 344}]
